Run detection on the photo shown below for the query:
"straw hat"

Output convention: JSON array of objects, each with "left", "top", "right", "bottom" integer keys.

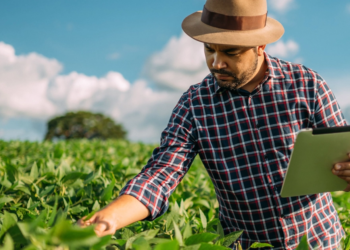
[{"left": 182, "top": 0, "right": 284, "bottom": 46}]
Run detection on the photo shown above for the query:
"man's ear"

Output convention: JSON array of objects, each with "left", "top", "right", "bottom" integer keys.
[{"left": 257, "top": 45, "right": 266, "bottom": 56}]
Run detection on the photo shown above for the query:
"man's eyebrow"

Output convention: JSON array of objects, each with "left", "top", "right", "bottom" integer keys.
[
  {"left": 221, "top": 48, "right": 240, "bottom": 53},
  {"left": 204, "top": 44, "right": 241, "bottom": 53}
]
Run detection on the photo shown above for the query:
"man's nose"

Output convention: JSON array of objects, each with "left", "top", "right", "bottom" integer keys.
[{"left": 212, "top": 54, "right": 227, "bottom": 70}]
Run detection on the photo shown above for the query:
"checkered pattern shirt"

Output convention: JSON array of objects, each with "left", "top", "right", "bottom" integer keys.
[{"left": 120, "top": 52, "right": 346, "bottom": 249}]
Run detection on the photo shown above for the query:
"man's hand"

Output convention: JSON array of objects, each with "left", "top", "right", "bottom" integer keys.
[
  {"left": 77, "top": 195, "right": 151, "bottom": 237},
  {"left": 332, "top": 153, "right": 350, "bottom": 192},
  {"left": 77, "top": 203, "right": 120, "bottom": 237}
]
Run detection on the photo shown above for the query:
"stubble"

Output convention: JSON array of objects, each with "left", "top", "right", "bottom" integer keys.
[{"left": 211, "top": 50, "right": 259, "bottom": 91}]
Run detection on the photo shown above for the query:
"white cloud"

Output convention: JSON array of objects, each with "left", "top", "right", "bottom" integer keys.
[
  {"left": 47, "top": 71, "right": 130, "bottom": 112},
  {"left": 145, "top": 32, "right": 210, "bottom": 92},
  {"left": 0, "top": 41, "right": 180, "bottom": 143},
  {"left": 47, "top": 74, "right": 179, "bottom": 142},
  {"left": 266, "top": 40, "right": 299, "bottom": 59},
  {"left": 268, "top": 0, "right": 295, "bottom": 13},
  {"left": 0, "top": 42, "right": 61, "bottom": 119}
]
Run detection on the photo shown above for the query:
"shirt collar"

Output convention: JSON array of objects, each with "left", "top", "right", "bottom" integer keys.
[
  {"left": 213, "top": 51, "right": 285, "bottom": 94},
  {"left": 264, "top": 51, "right": 285, "bottom": 80}
]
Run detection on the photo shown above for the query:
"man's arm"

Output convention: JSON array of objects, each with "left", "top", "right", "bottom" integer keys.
[
  {"left": 77, "top": 194, "right": 150, "bottom": 236},
  {"left": 78, "top": 90, "right": 197, "bottom": 235}
]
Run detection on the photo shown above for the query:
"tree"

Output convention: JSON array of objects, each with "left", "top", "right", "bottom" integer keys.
[{"left": 44, "top": 111, "right": 127, "bottom": 141}]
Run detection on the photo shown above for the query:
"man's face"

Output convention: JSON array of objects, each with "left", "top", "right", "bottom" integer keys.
[{"left": 204, "top": 43, "right": 259, "bottom": 91}]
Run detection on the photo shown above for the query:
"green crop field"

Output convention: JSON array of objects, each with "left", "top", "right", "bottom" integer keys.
[{"left": 0, "top": 140, "right": 350, "bottom": 249}]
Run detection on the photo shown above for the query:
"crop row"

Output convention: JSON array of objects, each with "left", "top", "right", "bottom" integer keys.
[{"left": 0, "top": 140, "right": 349, "bottom": 249}]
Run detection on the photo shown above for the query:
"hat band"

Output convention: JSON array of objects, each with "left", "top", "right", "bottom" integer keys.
[{"left": 201, "top": 6, "right": 267, "bottom": 31}]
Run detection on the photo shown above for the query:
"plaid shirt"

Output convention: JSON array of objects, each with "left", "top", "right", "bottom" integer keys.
[{"left": 120, "top": 52, "right": 346, "bottom": 249}]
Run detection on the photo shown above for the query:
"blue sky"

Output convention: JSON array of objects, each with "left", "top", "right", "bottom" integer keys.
[{"left": 0, "top": 0, "right": 350, "bottom": 142}]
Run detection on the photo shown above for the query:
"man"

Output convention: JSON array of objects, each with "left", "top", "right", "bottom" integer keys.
[{"left": 78, "top": 0, "right": 350, "bottom": 249}]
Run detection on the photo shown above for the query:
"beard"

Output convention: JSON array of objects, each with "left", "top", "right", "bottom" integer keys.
[{"left": 210, "top": 52, "right": 259, "bottom": 91}]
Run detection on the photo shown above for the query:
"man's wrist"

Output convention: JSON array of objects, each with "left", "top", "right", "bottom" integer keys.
[{"left": 102, "top": 194, "right": 151, "bottom": 230}]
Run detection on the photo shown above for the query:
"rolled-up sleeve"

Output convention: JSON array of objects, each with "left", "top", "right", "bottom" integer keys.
[
  {"left": 119, "top": 90, "right": 197, "bottom": 220},
  {"left": 313, "top": 77, "right": 348, "bottom": 127}
]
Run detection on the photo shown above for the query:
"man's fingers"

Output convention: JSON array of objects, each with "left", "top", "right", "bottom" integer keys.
[
  {"left": 333, "top": 162, "right": 350, "bottom": 174},
  {"left": 94, "top": 221, "right": 110, "bottom": 236},
  {"left": 77, "top": 216, "right": 88, "bottom": 227},
  {"left": 77, "top": 214, "right": 96, "bottom": 228},
  {"left": 332, "top": 169, "right": 350, "bottom": 176}
]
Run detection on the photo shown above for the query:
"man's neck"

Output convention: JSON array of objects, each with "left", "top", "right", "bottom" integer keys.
[{"left": 240, "top": 53, "right": 268, "bottom": 93}]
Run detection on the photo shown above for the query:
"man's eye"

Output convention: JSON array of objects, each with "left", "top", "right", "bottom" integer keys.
[
  {"left": 227, "top": 53, "right": 239, "bottom": 56},
  {"left": 206, "top": 48, "right": 214, "bottom": 52}
]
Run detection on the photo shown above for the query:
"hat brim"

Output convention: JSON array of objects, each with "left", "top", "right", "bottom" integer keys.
[{"left": 182, "top": 11, "right": 284, "bottom": 47}]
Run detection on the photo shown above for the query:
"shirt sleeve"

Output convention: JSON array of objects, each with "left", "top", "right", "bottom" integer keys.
[
  {"left": 313, "top": 77, "right": 348, "bottom": 127},
  {"left": 119, "top": 90, "right": 197, "bottom": 220}
]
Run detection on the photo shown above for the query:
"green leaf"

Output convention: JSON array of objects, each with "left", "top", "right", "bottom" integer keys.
[
  {"left": 199, "top": 243, "right": 231, "bottom": 250},
  {"left": 344, "top": 235, "right": 350, "bottom": 250},
  {"left": 141, "top": 229, "right": 159, "bottom": 239},
  {"left": 61, "top": 172, "right": 87, "bottom": 185},
  {"left": 13, "top": 183, "right": 31, "bottom": 195},
  {"left": 121, "top": 228, "right": 134, "bottom": 240},
  {"left": 84, "top": 166, "right": 102, "bottom": 184},
  {"left": 92, "top": 200, "right": 100, "bottom": 211},
  {"left": 29, "top": 209, "right": 47, "bottom": 231},
  {"left": 296, "top": 235, "right": 309, "bottom": 250},
  {"left": 219, "top": 230, "right": 244, "bottom": 248},
  {"left": 216, "top": 222, "right": 224, "bottom": 239},
  {"left": 5, "top": 165, "right": 18, "bottom": 184},
  {"left": 183, "top": 223, "right": 193, "bottom": 240},
  {"left": 154, "top": 240, "right": 179, "bottom": 250},
  {"left": 48, "top": 196, "right": 58, "bottom": 227},
  {"left": 195, "top": 199, "right": 211, "bottom": 209},
  {"left": 70, "top": 205, "right": 87, "bottom": 215},
  {"left": 30, "top": 162, "right": 38, "bottom": 179},
  {"left": 183, "top": 245, "right": 201, "bottom": 250},
  {"left": 149, "top": 238, "right": 172, "bottom": 245},
  {"left": 0, "top": 211, "right": 17, "bottom": 239},
  {"left": 0, "top": 234, "right": 14, "bottom": 250},
  {"left": 199, "top": 209, "right": 207, "bottom": 230},
  {"left": 115, "top": 239, "right": 127, "bottom": 246},
  {"left": 55, "top": 207, "right": 67, "bottom": 221},
  {"left": 132, "top": 237, "right": 151, "bottom": 250},
  {"left": 249, "top": 242, "right": 274, "bottom": 248},
  {"left": 52, "top": 220, "right": 100, "bottom": 247},
  {"left": 39, "top": 185, "right": 55, "bottom": 197},
  {"left": 185, "top": 233, "right": 219, "bottom": 245},
  {"left": 166, "top": 211, "right": 176, "bottom": 231},
  {"left": 0, "top": 196, "right": 13, "bottom": 205},
  {"left": 207, "top": 219, "right": 220, "bottom": 231},
  {"left": 100, "top": 173, "right": 116, "bottom": 201},
  {"left": 6, "top": 224, "right": 27, "bottom": 246},
  {"left": 173, "top": 221, "right": 183, "bottom": 247},
  {"left": 91, "top": 235, "right": 111, "bottom": 250},
  {"left": 19, "top": 175, "right": 34, "bottom": 185}
]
